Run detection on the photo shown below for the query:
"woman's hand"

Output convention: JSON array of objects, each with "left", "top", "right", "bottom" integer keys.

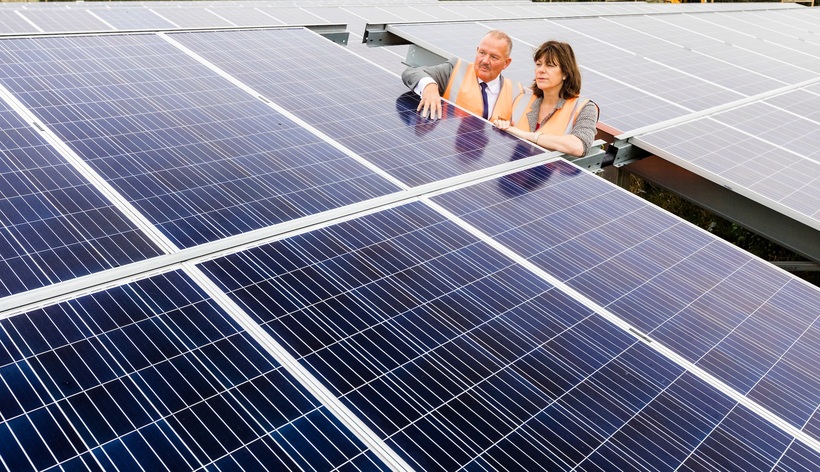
[
  {"left": 493, "top": 118, "right": 511, "bottom": 130},
  {"left": 494, "top": 119, "right": 527, "bottom": 139}
]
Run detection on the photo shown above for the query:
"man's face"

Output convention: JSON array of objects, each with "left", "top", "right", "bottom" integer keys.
[{"left": 474, "top": 35, "right": 512, "bottom": 83}]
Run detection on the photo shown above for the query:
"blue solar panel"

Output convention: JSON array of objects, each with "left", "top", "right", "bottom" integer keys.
[
  {"left": 776, "top": 439, "right": 820, "bottom": 472},
  {"left": 634, "top": 102, "right": 820, "bottom": 233},
  {"left": 148, "top": 7, "right": 234, "bottom": 29},
  {"left": 432, "top": 159, "right": 820, "bottom": 444},
  {"left": 17, "top": 9, "right": 112, "bottom": 33},
  {"left": 0, "top": 270, "right": 386, "bottom": 471},
  {"left": 170, "top": 28, "right": 545, "bottom": 187},
  {"left": 92, "top": 8, "right": 177, "bottom": 30},
  {"left": 0, "top": 33, "right": 400, "bottom": 249},
  {"left": 0, "top": 10, "right": 36, "bottom": 35},
  {"left": 198, "top": 199, "right": 819, "bottom": 470},
  {"left": 0, "top": 8, "right": 816, "bottom": 471},
  {"left": 0, "top": 101, "right": 162, "bottom": 299}
]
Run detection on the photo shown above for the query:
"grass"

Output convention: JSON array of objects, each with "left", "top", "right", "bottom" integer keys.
[{"left": 626, "top": 175, "right": 820, "bottom": 287}]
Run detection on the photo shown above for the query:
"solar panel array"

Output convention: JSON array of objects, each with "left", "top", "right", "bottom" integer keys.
[
  {"left": 0, "top": 3, "right": 818, "bottom": 472},
  {"left": 384, "top": 4, "right": 820, "bottom": 250}
]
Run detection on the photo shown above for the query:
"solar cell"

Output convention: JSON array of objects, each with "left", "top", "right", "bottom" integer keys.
[
  {"left": 0, "top": 100, "right": 162, "bottom": 299},
  {"left": 0, "top": 33, "right": 400, "bottom": 249},
  {"left": 0, "top": 270, "right": 387, "bottom": 470},
  {"left": 170, "top": 28, "right": 545, "bottom": 187}
]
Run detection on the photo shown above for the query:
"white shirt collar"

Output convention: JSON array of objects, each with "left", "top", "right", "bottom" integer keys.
[{"left": 480, "top": 75, "right": 502, "bottom": 95}]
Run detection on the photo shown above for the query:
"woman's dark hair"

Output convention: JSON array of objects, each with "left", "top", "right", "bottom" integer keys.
[{"left": 530, "top": 40, "right": 581, "bottom": 100}]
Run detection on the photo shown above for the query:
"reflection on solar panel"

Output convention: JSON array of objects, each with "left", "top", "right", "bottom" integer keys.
[
  {"left": 0, "top": 100, "right": 162, "bottom": 298},
  {"left": 0, "top": 6, "right": 817, "bottom": 471},
  {"left": 0, "top": 11, "right": 36, "bottom": 35},
  {"left": 0, "top": 33, "right": 400, "bottom": 248}
]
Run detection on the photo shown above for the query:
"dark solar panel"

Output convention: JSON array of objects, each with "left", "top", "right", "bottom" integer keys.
[
  {"left": 0, "top": 102, "right": 162, "bottom": 298},
  {"left": 170, "top": 28, "right": 545, "bottom": 187},
  {"left": 0, "top": 5, "right": 816, "bottom": 470},
  {"left": 198, "top": 198, "right": 819, "bottom": 470},
  {"left": 0, "top": 33, "right": 400, "bottom": 249},
  {"left": 0, "top": 270, "right": 387, "bottom": 471},
  {"left": 432, "top": 159, "right": 820, "bottom": 443}
]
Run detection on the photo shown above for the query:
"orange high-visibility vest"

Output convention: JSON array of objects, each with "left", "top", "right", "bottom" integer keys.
[
  {"left": 513, "top": 94, "right": 590, "bottom": 134},
  {"left": 443, "top": 59, "right": 521, "bottom": 121}
]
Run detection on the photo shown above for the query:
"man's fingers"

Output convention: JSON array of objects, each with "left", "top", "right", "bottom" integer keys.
[{"left": 417, "top": 98, "right": 441, "bottom": 120}]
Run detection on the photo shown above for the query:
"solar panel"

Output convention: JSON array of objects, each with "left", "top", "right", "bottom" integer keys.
[
  {"left": 0, "top": 10, "right": 37, "bottom": 35},
  {"left": 633, "top": 93, "right": 820, "bottom": 232},
  {"left": 0, "top": 32, "right": 401, "bottom": 249},
  {"left": 383, "top": 5, "right": 820, "bottom": 258},
  {"left": 16, "top": 9, "right": 112, "bottom": 34},
  {"left": 432, "top": 159, "right": 820, "bottom": 444},
  {"left": 0, "top": 100, "right": 162, "bottom": 299},
  {"left": 148, "top": 7, "right": 234, "bottom": 29},
  {"left": 0, "top": 269, "right": 387, "bottom": 470},
  {"left": 0, "top": 5, "right": 817, "bottom": 471},
  {"left": 203, "top": 6, "right": 285, "bottom": 28},
  {"left": 255, "top": 7, "right": 329, "bottom": 26},
  {"left": 92, "top": 8, "right": 177, "bottom": 31},
  {"left": 389, "top": 11, "right": 819, "bottom": 135},
  {"left": 198, "top": 175, "right": 820, "bottom": 469}
]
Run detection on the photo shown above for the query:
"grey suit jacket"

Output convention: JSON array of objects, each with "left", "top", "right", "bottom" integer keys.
[{"left": 401, "top": 57, "right": 460, "bottom": 95}]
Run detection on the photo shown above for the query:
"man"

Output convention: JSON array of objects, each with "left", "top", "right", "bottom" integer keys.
[{"left": 402, "top": 30, "right": 522, "bottom": 121}]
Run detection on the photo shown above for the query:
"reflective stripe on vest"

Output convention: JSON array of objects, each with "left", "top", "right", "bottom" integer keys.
[{"left": 511, "top": 90, "right": 532, "bottom": 127}]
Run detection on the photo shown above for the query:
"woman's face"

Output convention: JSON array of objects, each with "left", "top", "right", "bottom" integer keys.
[{"left": 534, "top": 55, "right": 564, "bottom": 94}]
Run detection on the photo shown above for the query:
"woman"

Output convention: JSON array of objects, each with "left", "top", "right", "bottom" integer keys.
[{"left": 494, "top": 40, "right": 598, "bottom": 157}]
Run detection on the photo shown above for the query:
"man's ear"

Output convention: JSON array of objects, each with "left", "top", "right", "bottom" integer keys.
[{"left": 502, "top": 58, "right": 512, "bottom": 70}]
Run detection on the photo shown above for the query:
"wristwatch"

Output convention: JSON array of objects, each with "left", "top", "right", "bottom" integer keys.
[{"left": 533, "top": 132, "right": 541, "bottom": 144}]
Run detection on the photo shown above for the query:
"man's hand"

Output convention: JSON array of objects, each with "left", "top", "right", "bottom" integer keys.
[{"left": 417, "top": 83, "right": 443, "bottom": 120}]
